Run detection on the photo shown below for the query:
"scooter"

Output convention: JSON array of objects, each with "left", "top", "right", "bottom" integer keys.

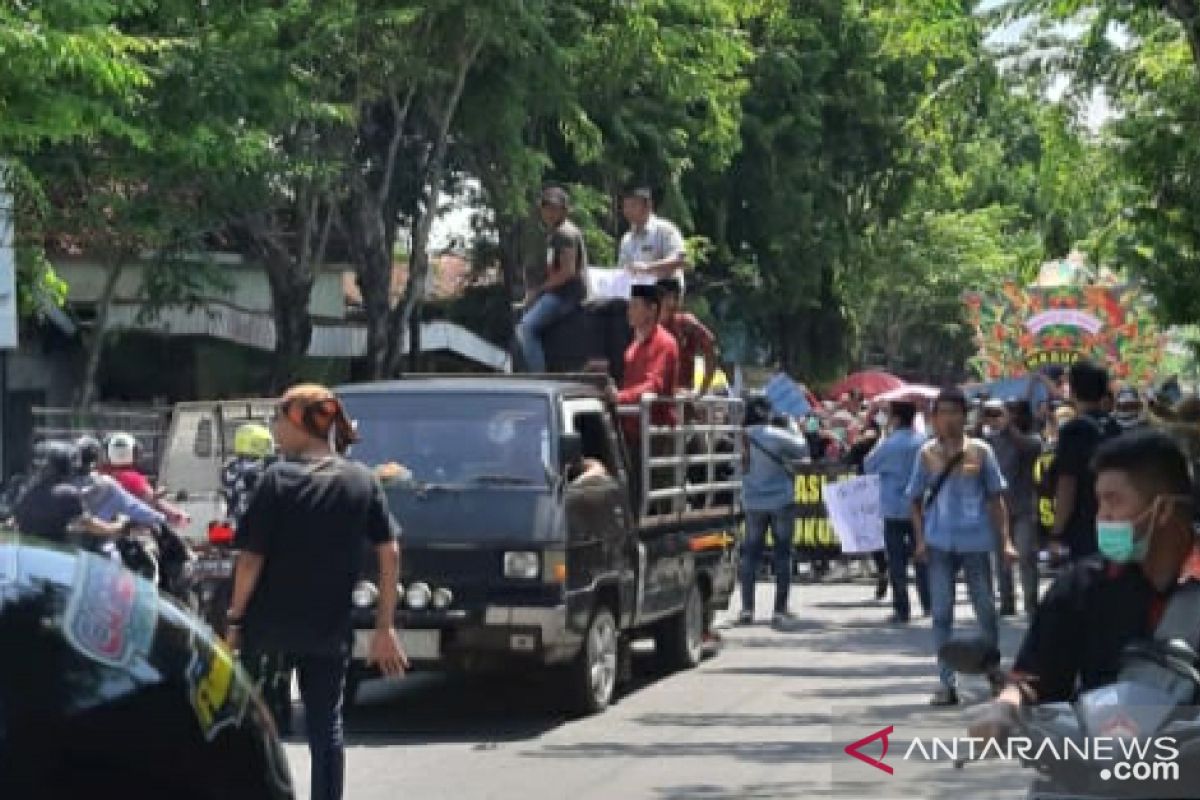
[{"left": 940, "top": 638, "right": 1200, "bottom": 799}]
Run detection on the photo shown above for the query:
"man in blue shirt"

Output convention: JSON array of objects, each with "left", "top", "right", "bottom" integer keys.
[
  {"left": 865, "top": 401, "right": 930, "bottom": 624},
  {"left": 907, "top": 388, "right": 1017, "bottom": 706},
  {"left": 740, "top": 397, "right": 809, "bottom": 628}
]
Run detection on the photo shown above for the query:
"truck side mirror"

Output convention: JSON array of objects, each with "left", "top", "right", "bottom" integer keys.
[{"left": 560, "top": 433, "right": 583, "bottom": 471}]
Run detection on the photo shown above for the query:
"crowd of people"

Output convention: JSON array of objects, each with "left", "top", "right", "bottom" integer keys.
[{"left": 735, "top": 356, "right": 1197, "bottom": 709}]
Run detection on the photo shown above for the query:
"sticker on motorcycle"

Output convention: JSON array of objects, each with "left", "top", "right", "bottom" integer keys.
[
  {"left": 63, "top": 553, "right": 158, "bottom": 668},
  {"left": 186, "top": 635, "right": 249, "bottom": 741}
]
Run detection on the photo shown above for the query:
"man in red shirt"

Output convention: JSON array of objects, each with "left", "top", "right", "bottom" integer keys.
[
  {"left": 102, "top": 432, "right": 189, "bottom": 526},
  {"left": 614, "top": 284, "right": 679, "bottom": 428},
  {"left": 656, "top": 277, "right": 717, "bottom": 395},
  {"left": 612, "top": 284, "right": 679, "bottom": 512}
]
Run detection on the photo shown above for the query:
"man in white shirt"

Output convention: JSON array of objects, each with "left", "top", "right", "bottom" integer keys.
[{"left": 618, "top": 186, "right": 689, "bottom": 291}]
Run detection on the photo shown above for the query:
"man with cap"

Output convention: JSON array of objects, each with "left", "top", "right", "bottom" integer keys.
[
  {"left": 618, "top": 186, "right": 689, "bottom": 289},
  {"left": 515, "top": 185, "right": 589, "bottom": 373},
  {"left": 656, "top": 277, "right": 717, "bottom": 396},
  {"left": 226, "top": 384, "right": 407, "bottom": 800}
]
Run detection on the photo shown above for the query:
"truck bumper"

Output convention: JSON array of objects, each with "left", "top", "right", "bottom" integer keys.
[{"left": 349, "top": 604, "right": 580, "bottom": 673}]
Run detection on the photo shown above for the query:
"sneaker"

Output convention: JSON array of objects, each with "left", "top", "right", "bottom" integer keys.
[
  {"left": 737, "top": 610, "right": 754, "bottom": 625},
  {"left": 999, "top": 602, "right": 1016, "bottom": 617},
  {"left": 771, "top": 611, "right": 798, "bottom": 629},
  {"left": 886, "top": 614, "right": 910, "bottom": 625},
  {"left": 929, "top": 687, "right": 959, "bottom": 707},
  {"left": 874, "top": 574, "right": 889, "bottom": 601}
]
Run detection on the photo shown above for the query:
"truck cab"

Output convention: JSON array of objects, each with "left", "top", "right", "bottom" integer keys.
[{"left": 338, "top": 376, "right": 742, "bottom": 714}]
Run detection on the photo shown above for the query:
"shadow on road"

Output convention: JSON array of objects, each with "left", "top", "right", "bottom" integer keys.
[{"left": 328, "top": 651, "right": 680, "bottom": 747}]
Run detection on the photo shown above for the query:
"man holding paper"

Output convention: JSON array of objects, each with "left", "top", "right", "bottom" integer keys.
[{"left": 618, "top": 186, "right": 689, "bottom": 289}]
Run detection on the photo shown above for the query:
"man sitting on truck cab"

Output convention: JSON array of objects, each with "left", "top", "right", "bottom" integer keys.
[{"left": 515, "top": 186, "right": 589, "bottom": 373}]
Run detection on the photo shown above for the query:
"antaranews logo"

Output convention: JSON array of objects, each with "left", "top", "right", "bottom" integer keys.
[{"left": 840, "top": 724, "right": 1184, "bottom": 789}]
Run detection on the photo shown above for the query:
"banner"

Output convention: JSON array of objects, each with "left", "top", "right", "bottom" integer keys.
[
  {"left": 788, "top": 465, "right": 858, "bottom": 550},
  {"left": 964, "top": 281, "right": 1164, "bottom": 384},
  {"left": 822, "top": 475, "right": 886, "bottom": 553}
]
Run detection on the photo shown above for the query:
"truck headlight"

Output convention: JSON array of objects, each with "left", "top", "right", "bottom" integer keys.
[
  {"left": 432, "top": 587, "right": 454, "bottom": 610},
  {"left": 351, "top": 580, "right": 378, "bottom": 609},
  {"left": 503, "top": 551, "right": 540, "bottom": 580},
  {"left": 406, "top": 582, "right": 432, "bottom": 611}
]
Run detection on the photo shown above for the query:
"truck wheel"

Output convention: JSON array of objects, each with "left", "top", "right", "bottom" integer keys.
[
  {"left": 656, "top": 582, "right": 705, "bottom": 671},
  {"left": 568, "top": 606, "right": 619, "bottom": 716}
]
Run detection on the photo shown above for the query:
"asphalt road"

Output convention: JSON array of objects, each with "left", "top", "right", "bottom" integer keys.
[{"left": 283, "top": 576, "right": 1037, "bottom": 800}]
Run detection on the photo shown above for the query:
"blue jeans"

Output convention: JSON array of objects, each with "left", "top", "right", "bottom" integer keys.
[
  {"left": 927, "top": 547, "right": 997, "bottom": 689},
  {"left": 516, "top": 292, "right": 574, "bottom": 373},
  {"left": 741, "top": 508, "right": 795, "bottom": 613},
  {"left": 884, "top": 519, "right": 930, "bottom": 620},
  {"left": 298, "top": 654, "right": 348, "bottom": 800}
]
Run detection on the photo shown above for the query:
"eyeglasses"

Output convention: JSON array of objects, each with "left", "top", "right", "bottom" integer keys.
[{"left": 984, "top": 410, "right": 1005, "bottom": 418}]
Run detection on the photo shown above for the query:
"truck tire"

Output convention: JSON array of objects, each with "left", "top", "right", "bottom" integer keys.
[
  {"left": 568, "top": 605, "right": 619, "bottom": 716},
  {"left": 656, "top": 581, "right": 705, "bottom": 671}
]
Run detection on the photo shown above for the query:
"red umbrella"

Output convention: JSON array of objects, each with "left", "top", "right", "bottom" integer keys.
[{"left": 827, "top": 370, "right": 905, "bottom": 400}]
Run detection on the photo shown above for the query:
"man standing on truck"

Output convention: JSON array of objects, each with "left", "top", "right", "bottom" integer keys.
[
  {"left": 614, "top": 283, "right": 680, "bottom": 433},
  {"left": 619, "top": 186, "right": 689, "bottom": 289},
  {"left": 226, "top": 384, "right": 408, "bottom": 800},
  {"left": 656, "top": 277, "right": 717, "bottom": 396},
  {"left": 515, "top": 185, "right": 589, "bottom": 373}
]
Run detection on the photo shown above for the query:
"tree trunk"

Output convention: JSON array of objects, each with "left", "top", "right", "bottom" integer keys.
[
  {"left": 77, "top": 255, "right": 127, "bottom": 409},
  {"left": 347, "top": 187, "right": 395, "bottom": 380},
  {"left": 262, "top": 251, "right": 315, "bottom": 394},
  {"left": 385, "top": 36, "right": 483, "bottom": 377}
]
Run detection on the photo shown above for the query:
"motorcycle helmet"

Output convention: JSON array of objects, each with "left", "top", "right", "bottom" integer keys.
[
  {"left": 233, "top": 424, "right": 275, "bottom": 460},
  {"left": 106, "top": 432, "right": 139, "bottom": 468},
  {"left": 0, "top": 534, "right": 294, "bottom": 799},
  {"left": 76, "top": 436, "right": 103, "bottom": 474},
  {"left": 42, "top": 441, "right": 78, "bottom": 481}
]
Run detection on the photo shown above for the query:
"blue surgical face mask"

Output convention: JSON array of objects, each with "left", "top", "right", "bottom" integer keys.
[
  {"left": 1096, "top": 496, "right": 1184, "bottom": 564},
  {"left": 1096, "top": 520, "right": 1149, "bottom": 564}
]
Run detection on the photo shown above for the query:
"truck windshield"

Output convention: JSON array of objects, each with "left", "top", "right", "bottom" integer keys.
[{"left": 343, "top": 392, "right": 553, "bottom": 488}]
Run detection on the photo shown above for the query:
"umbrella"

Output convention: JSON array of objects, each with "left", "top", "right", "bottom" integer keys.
[
  {"left": 827, "top": 370, "right": 905, "bottom": 400},
  {"left": 873, "top": 384, "right": 940, "bottom": 405}
]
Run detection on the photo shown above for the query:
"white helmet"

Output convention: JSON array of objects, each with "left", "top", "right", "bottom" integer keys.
[{"left": 106, "top": 432, "right": 138, "bottom": 467}]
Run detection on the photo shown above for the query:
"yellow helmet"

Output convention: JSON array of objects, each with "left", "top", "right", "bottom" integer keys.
[{"left": 233, "top": 423, "right": 275, "bottom": 458}]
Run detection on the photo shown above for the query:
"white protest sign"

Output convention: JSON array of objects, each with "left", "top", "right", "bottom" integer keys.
[{"left": 821, "top": 474, "right": 885, "bottom": 553}]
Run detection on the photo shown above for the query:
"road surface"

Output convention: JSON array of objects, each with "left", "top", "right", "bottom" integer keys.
[{"left": 284, "top": 576, "right": 1034, "bottom": 799}]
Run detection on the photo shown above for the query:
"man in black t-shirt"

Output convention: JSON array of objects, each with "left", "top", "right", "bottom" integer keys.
[
  {"left": 1051, "top": 360, "right": 1120, "bottom": 560},
  {"left": 515, "top": 185, "right": 590, "bottom": 373},
  {"left": 970, "top": 430, "right": 1197, "bottom": 743},
  {"left": 226, "top": 384, "right": 406, "bottom": 800}
]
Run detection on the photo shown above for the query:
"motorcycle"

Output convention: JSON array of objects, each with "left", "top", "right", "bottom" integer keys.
[
  {"left": 940, "top": 638, "right": 1200, "bottom": 799},
  {"left": 115, "top": 521, "right": 200, "bottom": 612}
]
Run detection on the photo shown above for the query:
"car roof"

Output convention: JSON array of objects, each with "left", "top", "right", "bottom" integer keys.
[{"left": 335, "top": 375, "right": 604, "bottom": 400}]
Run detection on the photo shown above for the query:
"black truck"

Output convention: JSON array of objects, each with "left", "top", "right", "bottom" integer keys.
[{"left": 337, "top": 375, "right": 743, "bottom": 714}]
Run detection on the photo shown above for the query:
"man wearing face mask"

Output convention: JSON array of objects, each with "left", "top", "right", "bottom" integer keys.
[{"left": 971, "top": 430, "right": 1198, "bottom": 741}]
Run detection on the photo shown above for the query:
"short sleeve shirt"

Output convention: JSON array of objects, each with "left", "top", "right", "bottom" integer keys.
[
  {"left": 527, "top": 220, "right": 589, "bottom": 303},
  {"left": 905, "top": 438, "right": 1007, "bottom": 553},
  {"left": 662, "top": 312, "right": 715, "bottom": 390},
  {"left": 237, "top": 457, "right": 401, "bottom": 655},
  {"left": 1055, "top": 412, "right": 1120, "bottom": 557},
  {"left": 618, "top": 215, "right": 687, "bottom": 291}
]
